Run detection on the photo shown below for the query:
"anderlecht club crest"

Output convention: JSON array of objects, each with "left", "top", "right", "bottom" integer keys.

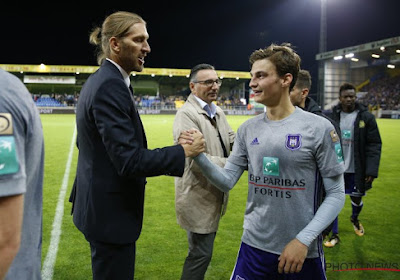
[{"left": 286, "top": 134, "right": 302, "bottom": 150}]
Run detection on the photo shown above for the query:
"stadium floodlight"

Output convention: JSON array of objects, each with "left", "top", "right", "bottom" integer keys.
[
  {"left": 317, "top": 0, "right": 327, "bottom": 108},
  {"left": 387, "top": 64, "right": 395, "bottom": 69},
  {"left": 319, "top": 0, "right": 327, "bottom": 53},
  {"left": 334, "top": 55, "right": 343, "bottom": 60},
  {"left": 396, "top": 49, "right": 400, "bottom": 54},
  {"left": 371, "top": 54, "right": 380, "bottom": 58},
  {"left": 345, "top": 53, "right": 354, "bottom": 58}
]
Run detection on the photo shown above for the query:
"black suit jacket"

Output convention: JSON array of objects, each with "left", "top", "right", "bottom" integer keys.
[{"left": 70, "top": 60, "right": 185, "bottom": 244}]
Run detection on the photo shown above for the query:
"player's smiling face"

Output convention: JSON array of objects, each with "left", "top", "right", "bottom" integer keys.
[{"left": 249, "top": 59, "right": 282, "bottom": 107}]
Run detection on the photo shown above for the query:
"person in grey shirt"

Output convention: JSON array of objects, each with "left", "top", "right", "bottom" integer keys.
[
  {"left": 325, "top": 82, "right": 382, "bottom": 245},
  {"left": 181, "top": 43, "right": 345, "bottom": 280},
  {"left": 0, "top": 68, "right": 44, "bottom": 280}
]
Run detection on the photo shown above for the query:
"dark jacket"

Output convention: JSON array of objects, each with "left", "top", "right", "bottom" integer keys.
[
  {"left": 69, "top": 60, "right": 185, "bottom": 244},
  {"left": 331, "top": 102, "right": 382, "bottom": 192}
]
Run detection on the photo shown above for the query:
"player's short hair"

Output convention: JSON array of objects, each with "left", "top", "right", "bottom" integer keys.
[
  {"left": 296, "top": 69, "right": 312, "bottom": 90},
  {"left": 339, "top": 82, "right": 356, "bottom": 97},
  {"left": 249, "top": 42, "right": 301, "bottom": 91}
]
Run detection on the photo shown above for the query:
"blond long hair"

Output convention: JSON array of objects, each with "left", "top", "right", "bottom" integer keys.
[{"left": 89, "top": 11, "right": 145, "bottom": 65}]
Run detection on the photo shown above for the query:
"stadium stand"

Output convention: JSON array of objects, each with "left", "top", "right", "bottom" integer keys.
[
  {"left": 316, "top": 35, "right": 400, "bottom": 113},
  {"left": 35, "top": 96, "right": 66, "bottom": 107},
  {"left": 359, "top": 74, "right": 400, "bottom": 110},
  {"left": 2, "top": 35, "right": 400, "bottom": 116}
]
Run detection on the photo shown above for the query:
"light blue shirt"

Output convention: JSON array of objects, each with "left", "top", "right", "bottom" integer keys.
[{"left": 193, "top": 94, "right": 217, "bottom": 119}]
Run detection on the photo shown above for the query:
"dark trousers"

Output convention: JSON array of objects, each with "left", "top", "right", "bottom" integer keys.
[
  {"left": 88, "top": 239, "right": 136, "bottom": 280},
  {"left": 231, "top": 242, "right": 326, "bottom": 280},
  {"left": 181, "top": 231, "right": 216, "bottom": 280}
]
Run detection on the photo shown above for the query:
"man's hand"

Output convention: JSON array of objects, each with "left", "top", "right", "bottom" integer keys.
[
  {"left": 178, "top": 128, "right": 199, "bottom": 145},
  {"left": 365, "top": 175, "right": 375, "bottom": 183},
  {"left": 278, "top": 238, "right": 308, "bottom": 274},
  {"left": 182, "top": 130, "right": 205, "bottom": 157}
]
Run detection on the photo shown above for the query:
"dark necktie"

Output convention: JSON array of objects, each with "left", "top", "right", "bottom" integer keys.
[{"left": 208, "top": 116, "right": 228, "bottom": 158}]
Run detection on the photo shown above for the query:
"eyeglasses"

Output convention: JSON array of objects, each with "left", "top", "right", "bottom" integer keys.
[{"left": 193, "top": 79, "right": 222, "bottom": 87}]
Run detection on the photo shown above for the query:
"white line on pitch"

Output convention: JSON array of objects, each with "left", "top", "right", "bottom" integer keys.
[{"left": 41, "top": 125, "right": 77, "bottom": 280}]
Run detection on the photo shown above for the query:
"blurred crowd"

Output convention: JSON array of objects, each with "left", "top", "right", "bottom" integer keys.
[
  {"left": 358, "top": 75, "right": 400, "bottom": 110},
  {"left": 30, "top": 74, "right": 399, "bottom": 111}
]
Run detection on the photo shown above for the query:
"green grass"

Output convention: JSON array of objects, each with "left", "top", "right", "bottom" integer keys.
[
  {"left": 40, "top": 114, "right": 400, "bottom": 279},
  {"left": 323, "top": 118, "right": 400, "bottom": 280}
]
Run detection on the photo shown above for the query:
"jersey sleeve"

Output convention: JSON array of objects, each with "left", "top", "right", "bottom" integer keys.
[
  {"left": 0, "top": 113, "right": 25, "bottom": 197},
  {"left": 316, "top": 120, "right": 345, "bottom": 177}
]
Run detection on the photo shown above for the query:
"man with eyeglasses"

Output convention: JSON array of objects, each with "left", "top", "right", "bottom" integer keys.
[{"left": 173, "top": 63, "right": 235, "bottom": 280}]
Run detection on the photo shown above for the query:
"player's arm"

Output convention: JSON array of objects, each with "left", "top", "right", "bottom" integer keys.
[
  {"left": 0, "top": 194, "right": 24, "bottom": 279},
  {"left": 296, "top": 174, "right": 345, "bottom": 246},
  {"left": 193, "top": 153, "right": 244, "bottom": 192},
  {"left": 278, "top": 174, "right": 345, "bottom": 274}
]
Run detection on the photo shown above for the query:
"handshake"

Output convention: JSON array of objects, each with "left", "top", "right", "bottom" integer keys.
[{"left": 179, "top": 129, "right": 206, "bottom": 158}]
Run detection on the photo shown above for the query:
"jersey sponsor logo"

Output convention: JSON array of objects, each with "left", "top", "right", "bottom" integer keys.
[
  {"left": 263, "top": 157, "right": 279, "bottom": 176},
  {"left": 253, "top": 186, "right": 292, "bottom": 198},
  {"left": 285, "top": 134, "right": 301, "bottom": 150},
  {"left": 250, "top": 173, "right": 306, "bottom": 188},
  {"left": 250, "top": 137, "right": 259, "bottom": 145},
  {"left": 250, "top": 173, "right": 305, "bottom": 198},
  {"left": 0, "top": 136, "right": 19, "bottom": 175},
  {"left": 342, "top": 129, "right": 351, "bottom": 139},
  {"left": 341, "top": 129, "right": 353, "bottom": 147},
  {"left": 330, "top": 130, "right": 339, "bottom": 142},
  {"left": 359, "top": 120, "right": 365, "bottom": 128},
  {"left": 0, "top": 113, "right": 13, "bottom": 135},
  {"left": 249, "top": 173, "right": 306, "bottom": 199},
  {"left": 335, "top": 143, "right": 344, "bottom": 163}
]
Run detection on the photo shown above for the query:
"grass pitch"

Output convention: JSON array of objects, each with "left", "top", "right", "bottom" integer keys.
[{"left": 39, "top": 114, "right": 399, "bottom": 279}]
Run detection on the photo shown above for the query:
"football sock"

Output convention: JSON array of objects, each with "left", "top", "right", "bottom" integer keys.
[
  {"left": 351, "top": 200, "right": 363, "bottom": 220},
  {"left": 332, "top": 217, "right": 339, "bottom": 235}
]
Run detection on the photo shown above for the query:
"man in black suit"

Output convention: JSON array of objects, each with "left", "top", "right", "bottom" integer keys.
[{"left": 69, "top": 11, "right": 204, "bottom": 280}]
